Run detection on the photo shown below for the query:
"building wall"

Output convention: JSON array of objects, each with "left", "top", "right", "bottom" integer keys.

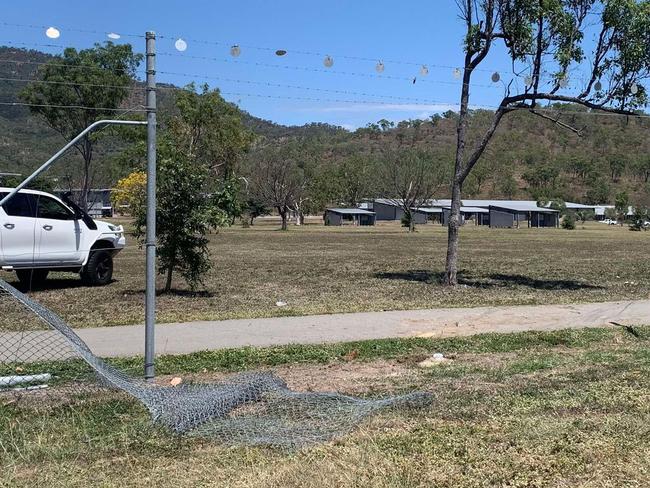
[
  {"left": 359, "top": 214, "right": 376, "bottom": 226},
  {"left": 372, "top": 202, "right": 398, "bottom": 220},
  {"left": 489, "top": 209, "right": 515, "bottom": 228},
  {"left": 413, "top": 211, "right": 428, "bottom": 225},
  {"left": 529, "top": 212, "right": 558, "bottom": 227},
  {"left": 324, "top": 211, "right": 343, "bottom": 226},
  {"left": 325, "top": 212, "right": 375, "bottom": 226},
  {"left": 477, "top": 213, "right": 490, "bottom": 226},
  {"left": 441, "top": 209, "right": 466, "bottom": 226}
]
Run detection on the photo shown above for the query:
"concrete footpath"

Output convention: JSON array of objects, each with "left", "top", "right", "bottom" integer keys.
[{"left": 73, "top": 299, "right": 650, "bottom": 358}]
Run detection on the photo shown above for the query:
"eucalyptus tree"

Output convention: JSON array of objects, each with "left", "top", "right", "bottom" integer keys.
[
  {"left": 250, "top": 146, "right": 304, "bottom": 230},
  {"left": 20, "top": 42, "right": 142, "bottom": 210},
  {"left": 445, "top": 0, "right": 650, "bottom": 285},
  {"left": 378, "top": 148, "right": 447, "bottom": 232}
]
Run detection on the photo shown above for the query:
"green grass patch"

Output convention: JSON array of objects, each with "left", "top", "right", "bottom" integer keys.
[
  {"left": 2, "top": 325, "right": 650, "bottom": 486},
  {"left": 3, "top": 325, "right": 644, "bottom": 381}
]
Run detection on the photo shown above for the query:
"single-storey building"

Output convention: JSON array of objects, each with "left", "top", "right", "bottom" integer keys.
[
  {"left": 412, "top": 207, "right": 442, "bottom": 224},
  {"left": 440, "top": 206, "right": 490, "bottom": 226},
  {"left": 594, "top": 204, "right": 634, "bottom": 221},
  {"left": 324, "top": 208, "right": 376, "bottom": 226},
  {"left": 488, "top": 203, "right": 559, "bottom": 228},
  {"left": 362, "top": 199, "right": 405, "bottom": 221},
  {"left": 361, "top": 198, "right": 599, "bottom": 228}
]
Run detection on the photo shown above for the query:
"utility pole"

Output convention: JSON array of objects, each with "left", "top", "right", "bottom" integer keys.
[{"left": 144, "top": 31, "right": 157, "bottom": 380}]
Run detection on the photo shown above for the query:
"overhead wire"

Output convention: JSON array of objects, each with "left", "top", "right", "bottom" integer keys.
[
  {"left": 0, "top": 58, "right": 146, "bottom": 77},
  {"left": 0, "top": 37, "right": 586, "bottom": 91},
  {"left": 156, "top": 52, "right": 501, "bottom": 89},
  {"left": 0, "top": 101, "right": 146, "bottom": 112},
  {"left": 0, "top": 76, "right": 145, "bottom": 92},
  {"left": 0, "top": 25, "right": 646, "bottom": 120},
  {"left": 0, "top": 22, "right": 145, "bottom": 39},
  {"left": 0, "top": 74, "right": 647, "bottom": 119},
  {"left": 0, "top": 74, "right": 452, "bottom": 105},
  {"left": 0, "top": 73, "right": 630, "bottom": 117},
  {"left": 0, "top": 21, "right": 508, "bottom": 75}
]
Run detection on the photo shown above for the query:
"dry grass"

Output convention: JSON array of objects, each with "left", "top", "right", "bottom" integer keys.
[
  {"left": 1, "top": 326, "right": 650, "bottom": 487},
  {"left": 4, "top": 218, "right": 650, "bottom": 328}
]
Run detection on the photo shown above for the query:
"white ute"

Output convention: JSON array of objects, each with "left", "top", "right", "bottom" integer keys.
[{"left": 0, "top": 188, "right": 125, "bottom": 286}]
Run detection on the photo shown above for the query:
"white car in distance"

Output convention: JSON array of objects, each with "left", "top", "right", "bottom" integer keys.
[{"left": 0, "top": 188, "right": 125, "bottom": 287}]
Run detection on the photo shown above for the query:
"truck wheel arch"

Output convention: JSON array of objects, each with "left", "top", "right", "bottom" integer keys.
[{"left": 90, "top": 240, "right": 115, "bottom": 252}]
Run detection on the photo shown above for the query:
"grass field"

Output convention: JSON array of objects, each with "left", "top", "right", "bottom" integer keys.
[
  {"left": 2, "top": 325, "right": 649, "bottom": 487},
  {"left": 5, "top": 218, "right": 650, "bottom": 328}
]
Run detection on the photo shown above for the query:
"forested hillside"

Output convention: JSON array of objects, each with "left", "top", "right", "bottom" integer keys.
[{"left": 1, "top": 46, "right": 649, "bottom": 207}]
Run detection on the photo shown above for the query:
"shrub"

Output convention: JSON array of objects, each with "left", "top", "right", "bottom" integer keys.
[{"left": 561, "top": 214, "right": 576, "bottom": 230}]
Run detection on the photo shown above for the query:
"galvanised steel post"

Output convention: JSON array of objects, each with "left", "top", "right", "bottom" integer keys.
[{"left": 144, "top": 31, "right": 157, "bottom": 380}]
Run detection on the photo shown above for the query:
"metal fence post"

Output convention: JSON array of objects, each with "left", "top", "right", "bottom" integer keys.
[{"left": 144, "top": 31, "right": 157, "bottom": 380}]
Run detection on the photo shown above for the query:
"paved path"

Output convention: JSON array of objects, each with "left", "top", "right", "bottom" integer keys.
[{"left": 70, "top": 299, "right": 650, "bottom": 358}]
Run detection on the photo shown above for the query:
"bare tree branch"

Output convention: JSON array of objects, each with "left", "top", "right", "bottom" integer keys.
[{"left": 528, "top": 109, "right": 582, "bottom": 135}]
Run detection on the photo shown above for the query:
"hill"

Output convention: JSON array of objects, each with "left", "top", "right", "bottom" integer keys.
[{"left": 0, "top": 46, "right": 649, "bottom": 206}]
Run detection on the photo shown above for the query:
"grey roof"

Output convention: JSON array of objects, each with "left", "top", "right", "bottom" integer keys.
[
  {"left": 564, "top": 202, "right": 596, "bottom": 210},
  {"left": 427, "top": 199, "right": 590, "bottom": 210},
  {"left": 458, "top": 206, "right": 489, "bottom": 213},
  {"left": 372, "top": 198, "right": 404, "bottom": 207},
  {"left": 594, "top": 205, "right": 634, "bottom": 216},
  {"left": 371, "top": 198, "right": 595, "bottom": 212},
  {"left": 489, "top": 203, "right": 558, "bottom": 213},
  {"left": 414, "top": 205, "right": 487, "bottom": 214},
  {"left": 327, "top": 208, "right": 375, "bottom": 215}
]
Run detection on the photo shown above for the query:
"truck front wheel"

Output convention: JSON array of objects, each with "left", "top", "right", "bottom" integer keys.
[{"left": 81, "top": 250, "right": 113, "bottom": 286}]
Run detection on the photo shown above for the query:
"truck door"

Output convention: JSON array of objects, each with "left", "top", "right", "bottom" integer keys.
[
  {"left": 0, "top": 192, "right": 38, "bottom": 268},
  {"left": 35, "top": 195, "right": 83, "bottom": 266}
]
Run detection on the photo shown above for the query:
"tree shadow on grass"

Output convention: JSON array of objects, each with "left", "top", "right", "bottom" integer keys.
[
  {"left": 122, "top": 288, "right": 215, "bottom": 298},
  {"left": 11, "top": 277, "right": 112, "bottom": 293},
  {"left": 488, "top": 273, "right": 604, "bottom": 291},
  {"left": 374, "top": 270, "right": 604, "bottom": 291},
  {"left": 374, "top": 270, "right": 445, "bottom": 284}
]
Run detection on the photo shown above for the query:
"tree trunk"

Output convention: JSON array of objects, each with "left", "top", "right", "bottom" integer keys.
[
  {"left": 444, "top": 59, "right": 472, "bottom": 286},
  {"left": 409, "top": 214, "right": 415, "bottom": 233},
  {"left": 445, "top": 179, "right": 463, "bottom": 285},
  {"left": 249, "top": 215, "right": 255, "bottom": 226},
  {"left": 279, "top": 208, "right": 288, "bottom": 231},
  {"left": 164, "top": 265, "right": 174, "bottom": 292}
]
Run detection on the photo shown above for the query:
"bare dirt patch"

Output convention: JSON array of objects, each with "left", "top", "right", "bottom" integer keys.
[{"left": 154, "top": 359, "right": 419, "bottom": 396}]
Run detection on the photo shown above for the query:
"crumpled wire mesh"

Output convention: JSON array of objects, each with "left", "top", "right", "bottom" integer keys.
[{"left": 0, "top": 277, "right": 432, "bottom": 448}]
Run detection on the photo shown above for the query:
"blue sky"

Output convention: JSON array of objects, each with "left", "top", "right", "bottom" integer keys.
[{"left": 2, "top": 1, "right": 596, "bottom": 128}]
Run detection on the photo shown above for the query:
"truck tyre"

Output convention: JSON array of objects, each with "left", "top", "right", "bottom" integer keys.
[
  {"left": 15, "top": 269, "right": 49, "bottom": 287},
  {"left": 81, "top": 250, "right": 113, "bottom": 286}
]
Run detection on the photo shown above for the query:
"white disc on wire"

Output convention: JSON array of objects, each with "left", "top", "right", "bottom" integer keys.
[
  {"left": 45, "top": 27, "right": 60, "bottom": 39},
  {"left": 175, "top": 38, "right": 188, "bottom": 52}
]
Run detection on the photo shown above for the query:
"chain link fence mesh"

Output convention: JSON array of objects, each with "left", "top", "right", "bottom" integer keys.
[{"left": 0, "top": 277, "right": 432, "bottom": 448}]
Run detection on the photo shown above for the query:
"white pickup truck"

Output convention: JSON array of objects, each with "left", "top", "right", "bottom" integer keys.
[{"left": 0, "top": 188, "right": 125, "bottom": 286}]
